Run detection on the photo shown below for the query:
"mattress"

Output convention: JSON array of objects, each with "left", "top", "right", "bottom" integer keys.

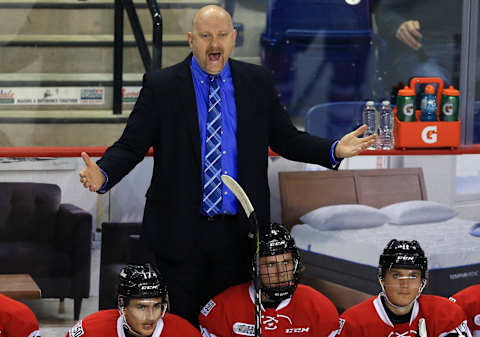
[
  {"left": 291, "top": 217, "right": 480, "bottom": 297},
  {"left": 292, "top": 217, "right": 480, "bottom": 270}
]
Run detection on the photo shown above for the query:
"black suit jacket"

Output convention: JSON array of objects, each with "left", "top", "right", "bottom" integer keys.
[{"left": 97, "top": 55, "right": 338, "bottom": 262}]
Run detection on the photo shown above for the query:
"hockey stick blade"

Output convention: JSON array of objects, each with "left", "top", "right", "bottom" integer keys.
[
  {"left": 221, "top": 175, "right": 254, "bottom": 218},
  {"left": 419, "top": 318, "right": 427, "bottom": 337}
]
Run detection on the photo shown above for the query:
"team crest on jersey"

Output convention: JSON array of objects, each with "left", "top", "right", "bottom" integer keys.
[
  {"left": 69, "top": 320, "right": 84, "bottom": 337},
  {"left": 201, "top": 300, "right": 216, "bottom": 317},
  {"left": 233, "top": 322, "right": 255, "bottom": 336}
]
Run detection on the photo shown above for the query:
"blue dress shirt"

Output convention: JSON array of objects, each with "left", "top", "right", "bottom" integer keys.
[{"left": 191, "top": 56, "right": 238, "bottom": 215}]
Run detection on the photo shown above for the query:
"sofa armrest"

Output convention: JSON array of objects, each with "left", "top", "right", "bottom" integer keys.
[{"left": 55, "top": 203, "right": 92, "bottom": 297}]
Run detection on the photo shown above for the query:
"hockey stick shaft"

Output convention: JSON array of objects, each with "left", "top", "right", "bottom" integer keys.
[{"left": 221, "top": 175, "right": 262, "bottom": 337}]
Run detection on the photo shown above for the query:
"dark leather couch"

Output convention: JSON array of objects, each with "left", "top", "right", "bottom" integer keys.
[
  {"left": 99, "top": 222, "right": 154, "bottom": 310},
  {"left": 0, "top": 182, "right": 92, "bottom": 320}
]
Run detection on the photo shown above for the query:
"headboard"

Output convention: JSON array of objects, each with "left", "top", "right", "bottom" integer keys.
[{"left": 279, "top": 168, "right": 427, "bottom": 227}]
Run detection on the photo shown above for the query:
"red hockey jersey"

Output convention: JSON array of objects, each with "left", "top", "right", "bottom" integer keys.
[
  {"left": 451, "top": 285, "right": 480, "bottom": 337},
  {"left": 66, "top": 309, "right": 201, "bottom": 337},
  {"left": 0, "top": 294, "right": 40, "bottom": 337},
  {"left": 198, "top": 282, "right": 340, "bottom": 337},
  {"left": 339, "top": 294, "right": 470, "bottom": 337}
]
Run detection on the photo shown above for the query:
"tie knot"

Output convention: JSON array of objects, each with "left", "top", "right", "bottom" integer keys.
[{"left": 208, "top": 75, "right": 219, "bottom": 82}]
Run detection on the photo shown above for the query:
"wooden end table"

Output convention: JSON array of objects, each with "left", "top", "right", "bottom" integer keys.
[{"left": 0, "top": 274, "right": 41, "bottom": 299}]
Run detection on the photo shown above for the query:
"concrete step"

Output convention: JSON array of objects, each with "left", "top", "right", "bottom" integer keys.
[
  {"left": 0, "top": 8, "right": 196, "bottom": 35},
  {"left": 0, "top": 33, "right": 187, "bottom": 46},
  {"left": 0, "top": 43, "right": 190, "bottom": 73},
  {"left": 0, "top": 73, "right": 143, "bottom": 86},
  {"left": 0, "top": 0, "right": 219, "bottom": 8},
  {"left": 0, "top": 41, "right": 259, "bottom": 73}
]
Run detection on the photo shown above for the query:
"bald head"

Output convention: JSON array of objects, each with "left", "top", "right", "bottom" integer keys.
[
  {"left": 188, "top": 5, "right": 237, "bottom": 74},
  {"left": 192, "top": 5, "right": 233, "bottom": 31}
]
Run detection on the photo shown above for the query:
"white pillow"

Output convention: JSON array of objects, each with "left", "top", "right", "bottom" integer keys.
[
  {"left": 300, "top": 204, "right": 389, "bottom": 230},
  {"left": 380, "top": 200, "right": 458, "bottom": 225}
]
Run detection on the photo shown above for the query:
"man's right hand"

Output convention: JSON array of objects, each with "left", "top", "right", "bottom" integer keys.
[
  {"left": 396, "top": 20, "right": 423, "bottom": 50},
  {"left": 79, "top": 152, "right": 106, "bottom": 192}
]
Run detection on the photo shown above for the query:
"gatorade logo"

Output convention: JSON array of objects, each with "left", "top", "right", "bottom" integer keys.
[
  {"left": 421, "top": 126, "right": 438, "bottom": 144},
  {"left": 403, "top": 103, "right": 414, "bottom": 116},
  {"left": 443, "top": 103, "right": 454, "bottom": 116}
]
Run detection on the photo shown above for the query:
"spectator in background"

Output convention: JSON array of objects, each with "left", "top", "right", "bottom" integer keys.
[
  {"left": 0, "top": 294, "right": 40, "bottom": 337},
  {"left": 450, "top": 285, "right": 480, "bottom": 337},
  {"left": 374, "top": 0, "right": 462, "bottom": 98}
]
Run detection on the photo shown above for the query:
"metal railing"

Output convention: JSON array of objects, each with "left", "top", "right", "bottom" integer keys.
[{"left": 113, "top": 0, "right": 163, "bottom": 115}]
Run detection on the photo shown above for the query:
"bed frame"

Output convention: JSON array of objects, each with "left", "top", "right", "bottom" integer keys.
[{"left": 279, "top": 168, "right": 479, "bottom": 311}]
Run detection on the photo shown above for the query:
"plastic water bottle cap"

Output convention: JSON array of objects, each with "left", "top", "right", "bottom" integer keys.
[
  {"left": 398, "top": 86, "right": 415, "bottom": 96},
  {"left": 425, "top": 84, "right": 435, "bottom": 95},
  {"left": 366, "top": 101, "right": 375, "bottom": 106},
  {"left": 381, "top": 100, "right": 391, "bottom": 106},
  {"left": 442, "top": 86, "right": 460, "bottom": 96}
]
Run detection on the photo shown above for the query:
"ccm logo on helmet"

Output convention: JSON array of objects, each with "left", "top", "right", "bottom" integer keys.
[
  {"left": 140, "top": 285, "right": 159, "bottom": 290},
  {"left": 421, "top": 126, "right": 438, "bottom": 144}
]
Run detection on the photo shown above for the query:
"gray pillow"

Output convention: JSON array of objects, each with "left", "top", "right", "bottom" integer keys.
[
  {"left": 300, "top": 204, "right": 389, "bottom": 230},
  {"left": 380, "top": 200, "right": 458, "bottom": 225}
]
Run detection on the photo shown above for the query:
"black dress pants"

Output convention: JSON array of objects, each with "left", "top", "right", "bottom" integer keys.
[{"left": 153, "top": 214, "right": 251, "bottom": 326}]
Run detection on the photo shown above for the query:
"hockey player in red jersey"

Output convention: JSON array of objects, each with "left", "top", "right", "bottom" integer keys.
[
  {"left": 67, "top": 263, "right": 202, "bottom": 337},
  {"left": 338, "top": 239, "right": 472, "bottom": 337},
  {"left": 198, "top": 223, "right": 340, "bottom": 337},
  {"left": 450, "top": 285, "right": 480, "bottom": 337},
  {"left": 0, "top": 294, "right": 40, "bottom": 337}
]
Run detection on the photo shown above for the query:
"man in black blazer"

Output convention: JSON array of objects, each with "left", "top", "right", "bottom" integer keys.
[{"left": 80, "top": 5, "right": 375, "bottom": 324}]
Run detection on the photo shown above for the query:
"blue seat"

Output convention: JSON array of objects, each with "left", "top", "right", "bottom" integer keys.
[
  {"left": 262, "top": 0, "right": 374, "bottom": 114},
  {"left": 305, "top": 101, "right": 366, "bottom": 139}
]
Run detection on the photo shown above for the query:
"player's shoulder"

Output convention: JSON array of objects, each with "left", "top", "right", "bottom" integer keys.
[
  {"left": 452, "top": 285, "right": 480, "bottom": 299},
  {"left": 0, "top": 294, "right": 32, "bottom": 314},
  {"left": 68, "top": 310, "right": 118, "bottom": 337},
  {"left": 295, "top": 284, "right": 335, "bottom": 304},
  {"left": 215, "top": 282, "right": 250, "bottom": 301},
  {"left": 200, "top": 282, "right": 249, "bottom": 318},
  {"left": 341, "top": 296, "right": 376, "bottom": 318},
  {"left": 163, "top": 313, "right": 201, "bottom": 335},
  {"left": 420, "top": 294, "right": 466, "bottom": 316}
]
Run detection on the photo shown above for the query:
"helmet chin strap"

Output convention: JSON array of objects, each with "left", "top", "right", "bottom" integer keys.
[
  {"left": 119, "top": 307, "right": 144, "bottom": 337},
  {"left": 378, "top": 277, "right": 427, "bottom": 312}
]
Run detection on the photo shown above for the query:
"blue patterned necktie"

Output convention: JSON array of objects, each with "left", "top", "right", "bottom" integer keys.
[{"left": 202, "top": 75, "right": 222, "bottom": 216}]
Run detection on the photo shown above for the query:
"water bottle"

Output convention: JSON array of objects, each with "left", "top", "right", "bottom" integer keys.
[
  {"left": 378, "top": 100, "right": 394, "bottom": 149},
  {"left": 362, "top": 100, "right": 378, "bottom": 150},
  {"left": 420, "top": 84, "right": 438, "bottom": 121}
]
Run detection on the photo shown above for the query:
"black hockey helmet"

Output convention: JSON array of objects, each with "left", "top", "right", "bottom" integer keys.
[
  {"left": 117, "top": 263, "right": 168, "bottom": 308},
  {"left": 378, "top": 239, "right": 428, "bottom": 279},
  {"left": 253, "top": 223, "right": 302, "bottom": 301}
]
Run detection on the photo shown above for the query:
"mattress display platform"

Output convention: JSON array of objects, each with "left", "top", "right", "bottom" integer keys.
[{"left": 292, "top": 217, "right": 480, "bottom": 297}]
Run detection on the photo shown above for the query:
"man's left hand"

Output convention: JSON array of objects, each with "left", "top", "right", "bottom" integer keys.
[{"left": 335, "top": 124, "right": 377, "bottom": 158}]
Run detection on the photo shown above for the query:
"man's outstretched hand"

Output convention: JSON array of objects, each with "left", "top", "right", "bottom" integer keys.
[
  {"left": 79, "top": 152, "right": 106, "bottom": 192},
  {"left": 335, "top": 124, "right": 377, "bottom": 158}
]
